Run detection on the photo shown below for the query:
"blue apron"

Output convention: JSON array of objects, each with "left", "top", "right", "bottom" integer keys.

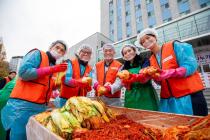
[{"left": 1, "top": 99, "right": 47, "bottom": 140}]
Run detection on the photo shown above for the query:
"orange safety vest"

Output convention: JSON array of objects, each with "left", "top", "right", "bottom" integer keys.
[
  {"left": 10, "top": 49, "right": 54, "bottom": 104},
  {"left": 5, "top": 77, "right": 11, "bottom": 84},
  {"left": 150, "top": 41, "right": 204, "bottom": 98},
  {"left": 60, "top": 59, "right": 92, "bottom": 99},
  {"left": 96, "top": 60, "right": 122, "bottom": 98}
]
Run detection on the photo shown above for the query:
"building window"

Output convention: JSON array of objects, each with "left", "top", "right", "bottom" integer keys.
[
  {"left": 146, "top": 1, "right": 156, "bottom": 27},
  {"left": 148, "top": 11, "right": 155, "bottom": 17},
  {"left": 135, "top": 0, "right": 143, "bottom": 33},
  {"left": 148, "top": 16, "right": 156, "bottom": 27},
  {"left": 126, "top": 22, "right": 130, "bottom": 27},
  {"left": 163, "top": 17, "right": 172, "bottom": 23},
  {"left": 160, "top": 0, "right": 168, "bottom": 5},
  {"left": 160, "top": 0, "right": 171, "bottom": 23},
  {"left": 147, "top": 3, "right": 154, "bottom": 12},
  {"left": 135, "top": 0, "right": 141, "bottom": 5},
  {"left": 199, "top": 0, "right": 210, "bottom": 8},
  {"left": 178, "top": 0, "right": 190, "bottom": 16},
  {"left": 135, "top": 4, "right": 141, "bottom": 10},
  {"left": 109, "top": 1, "right": 114, "bottom": 41},
  {"left": 125, "top": 0, "right": 132, "bottom": 38},
  {"left": 117, "top": 0, "right": 123, "bottom": 41},
  {"left": 146, "top": 0, "right": 153, "bottom": 4}
]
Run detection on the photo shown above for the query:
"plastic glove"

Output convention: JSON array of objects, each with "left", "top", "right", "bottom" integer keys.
[
  {"left": 121, "top": 74, "right": 136, "bottom": 90},
  {"left": 139, "top": 66, "right": 161, "bottom": 77},
  {"left": 96, "top": 85, "right": 111, "bottom": 96},
  {"left": 51, "top": 89, "right": 59, "bottom": 99},
  {"left": 121, "top": 79, "right": 132, "bottom": 90},
  {"left": 117, "top": 70, "right": 130, "bottom": 80},
  {"left": 37, "top": 63, "right": 67, "bottom": 78},
  {"left": 93, "top": 82, "right": 100, "bottom": 96},
  {"left": 153, "top": 67, "right": 186, "bottom": 81},
  {"left": 69, "top": 79, "right": 90, "bottom": 88},
  {"left": 121, "top": 73, "right": 150, "bottom": 89},
  {"left": 93, "top": 82, "right": 99, "bottom": 91}
]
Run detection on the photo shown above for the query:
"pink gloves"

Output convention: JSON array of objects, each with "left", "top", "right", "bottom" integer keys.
[
  {"left": 69, "top": 79, "right": 89, "bottom": 88},
  {"left": 51, "top": 90, "right": 59, "bottom": 99},
  {"left": 69, "top": 79, "right": 92, "bottom": 92},
  {"left": 37, "top": 63, "right": 67, "bottom": 78},
  {"left": 153, "top": 67, "right": 186, "bottom": 81}
]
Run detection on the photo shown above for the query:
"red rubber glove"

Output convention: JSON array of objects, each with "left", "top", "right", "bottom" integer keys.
[
  {"left": 93, "top": 82, "right": 100, "bottom": 96},
  {"left": 69, "top": 79, "right": 90, "bottom": 88},
  {"left": 96, "top": 85, "right": 111, "bottom": 96},
  {"left": 93, "top": 82, "right": 99, "bottom": 90},
  {"left": 153, "top": 67, "right": 186, "bottom": 81},
  {"left": 104, "top": 85, "right": 111, "bottom": 94},
  {"left": 37, "top": 63, "right": 67, "bottom": 78},
  {"left": 130, "top": 74, "right": 151, "bottom": 83},
  {"left": 121, "top": 73, "right": 151, "bottom": 90}
]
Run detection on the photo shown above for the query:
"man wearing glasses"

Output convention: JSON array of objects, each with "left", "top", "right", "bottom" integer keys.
[{"left": 55, "top": 44, "right": 93, "bottom": 107}]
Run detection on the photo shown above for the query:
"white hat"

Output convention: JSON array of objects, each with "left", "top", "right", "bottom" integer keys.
[
  {"left": 135, "top": 28, "right": 158, "bottom": 47},
  {"left": 121, "top": 44, "right": 137, "bottom": 56},
  {"left": 103, "top": 43, "right": 115, "bottom": 50},
  {"left": 76, "top": 44, "right": 92, "bottom": 55}
]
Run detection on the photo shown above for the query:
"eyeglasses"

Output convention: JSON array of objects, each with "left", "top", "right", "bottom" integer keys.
[{"left": 81, "top": 50, "right": 91, "bottom": 55}]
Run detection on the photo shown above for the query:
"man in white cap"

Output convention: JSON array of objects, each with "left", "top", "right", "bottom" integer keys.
[
  {"left": 92, "top": 43, "right": 122, "bottom": 106},
  {"left": 54, "top": 44, "right": 93, "bottom": 107}
]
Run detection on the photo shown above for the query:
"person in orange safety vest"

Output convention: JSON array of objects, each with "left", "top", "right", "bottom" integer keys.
[
  {"left": 136, "top": 28, "right": 208, "bottom": 116},
  {"left": 92, "top": 43, "right": 122, "bottom": 106},
  {"left": 54, "top": 44, "right": 93, "bottom": 108},
  {"left": 1, "top": 40, "right": 68, "bottom": 140}
]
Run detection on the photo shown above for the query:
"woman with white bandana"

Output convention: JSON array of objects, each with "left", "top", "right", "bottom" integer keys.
[
  {"left": 1, "top": 40, "right": 68, "bottom": 140},
  {"left": 137, "top": 28, "right": 208, "bottom": 116},
  {"left": 54, "top": 44, "right": 93, "bottom": 108}
]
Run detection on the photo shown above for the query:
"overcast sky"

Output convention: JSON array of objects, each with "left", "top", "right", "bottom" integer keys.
[{"left": 0, "top": 0, "right": 100, "bottom": 61}]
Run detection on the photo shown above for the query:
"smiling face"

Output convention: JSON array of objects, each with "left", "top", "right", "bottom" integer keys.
[
  {"left": 49, "top": 43, "right": 66, "bottom": 60},
  {"left": 103, "top": 48, "right": 115, "bottom": 61},
  {"left": 50, "top": 43, "right": 66, "bottom": 56},
  {"left": 8, "top": 72, "right": 16, "bottom": 79},
  {"left": 122, "top": 46, "right": 136, "bottom": 61},
  {"left": 79, "top": 48, "right": 92, "bottom": 62},
  {"left": 140, "top": 34, "right": 157, "bottom": 50}
]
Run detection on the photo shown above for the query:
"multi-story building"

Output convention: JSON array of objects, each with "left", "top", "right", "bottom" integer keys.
[
  {"left": 101, "top": 0, "right": 210, "bottom": 42},
  {"left": 9, "top": 56, "right": 23, "bottom": 72},
  {"left": 66, "top": 32, "right": 113, "bottom": 66},
  {"left": 100, "top": 5, "right": 210, "bottom": 112}
]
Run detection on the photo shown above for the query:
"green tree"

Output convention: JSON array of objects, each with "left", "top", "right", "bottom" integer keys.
[{"left": 0, "top": 60, "right": 9, "bottom": 78}]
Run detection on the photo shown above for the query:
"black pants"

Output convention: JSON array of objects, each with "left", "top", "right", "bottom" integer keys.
[
  {"left": 6, "top": 129, "right": 10, "bottom": 140},
  {"left": 191, "top": 90, "right": 208, "bottom": 116}
]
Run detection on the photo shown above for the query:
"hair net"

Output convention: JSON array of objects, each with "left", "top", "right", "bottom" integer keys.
[
  {"left": 49, "top": 40, "right": 67, "bottom": 52},
  {"left": 76, "top": 44, "right": 92, "bottom": 55},
  {"left": 135, "top": 28, "right": 158, "bottom": 47},
  {"left": 121, "top": 44, "right": 137, "bottom": 56},
  {"left": 103, "top": 43, "right": 115, "bottom": 51}
]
